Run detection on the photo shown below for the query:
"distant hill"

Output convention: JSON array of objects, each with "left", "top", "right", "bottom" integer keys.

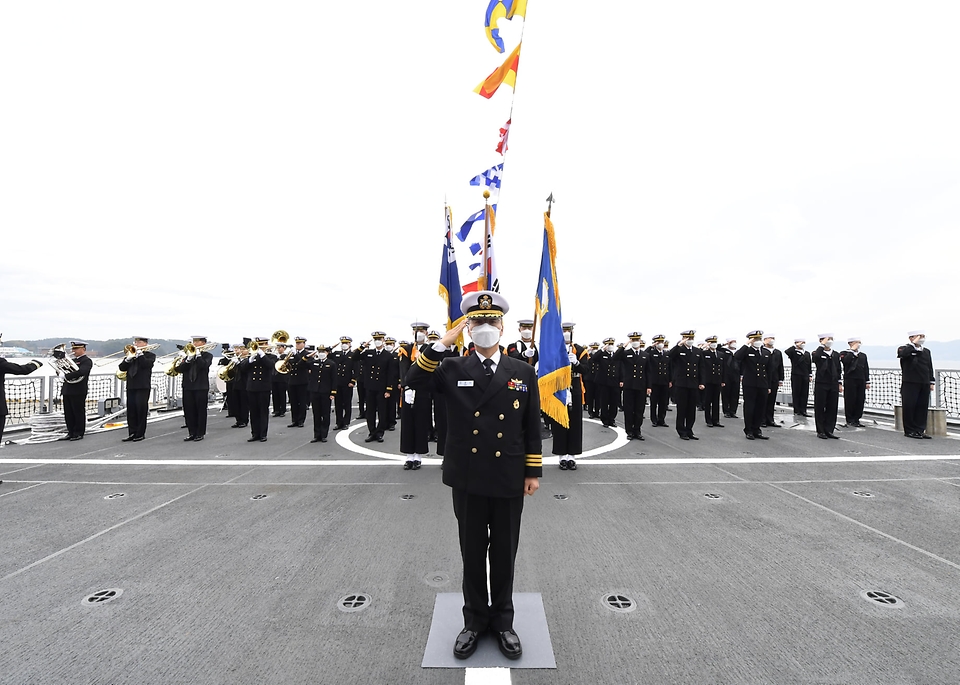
[{"left": 1, "top": 338, "right": 224, "bottom": 358}]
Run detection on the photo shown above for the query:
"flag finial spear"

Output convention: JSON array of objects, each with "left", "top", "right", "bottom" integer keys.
[{"left": 546, "top": 192, "right": 555, "bottom": 217}]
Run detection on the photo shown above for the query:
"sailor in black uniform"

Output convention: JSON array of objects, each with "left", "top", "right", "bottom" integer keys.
[
  {"left": 785, "top": 338, "right": 812, "bottom": 417},
  {"left": 226, "top": 342, "right": 250, "bottom": 429},
  {"left": 812, "top": 333, "right": 842, "bottom": 439},
  {"left": 720, "top": 337, "right": 740, "bottom": 418},
  {"left": 591, "top": 337, "right": 620, "bottom": 427},
  {"left": 761, "top": 334, "right": 784, "bottom": 428},
  {"left": 119, "top": 336, "right": 156, "bottom": 442},
  {"left": 271, "top": 341, "right": 289, "bottom": 418},
  {"left": 285, "top": 336, "right": 310, "bottom": 428},
  {"left": 0, "top": 351, "right": 42, "bottom": 445},
  {"left": 898, "top": 330, "right": 935, "bottom": 439},
  {"left": 506, "top": 319, "right": 538, "bottom": 366},
  {"left": 61, "top": 341, "right": 92, "bottom": 440},
  {"left": 399, "top": 323, "right": 433, "bottom": 470},
  {"left": 331, "top": 336, "right": 358, "bottom": 430},
  {"left": 734, "top": 330, "right": 770, "bottom": 440},
  {"left": 699, "top": 336, "right": 724, "bottom": 428},
  {"left": 306, "top": 345, "right": 338, "bottom": 443},
  {"left": 242, "top": 337, "right": 277, "bottom": 442},
  {"left": 179, "top": 336, "right": 213, "bottom": 441},
  {"left": 617, "top": 332, "right": 649, "bottom": 441},
  {"left": 404, "top": 290, "right": 541, "bottom": 662},
  {"left": 357, "top": 331, "right": 397, "bottom": 443},
  {"left": 647, "top": 334, "right": 671, "bottom": 427},
  {"left": 554, "top": 322, "right": 588, "bottom": 470},
  {"left": 583, "top": 342, "right": 600, "bottom": 418},
  {"left": 667, "top": 330, "right": 703, "bottom": 440},
  {"left": 840, "top": 337, "right": 870, "bottom": 427}
]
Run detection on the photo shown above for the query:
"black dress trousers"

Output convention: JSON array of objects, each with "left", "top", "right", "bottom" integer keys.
[{"left": 310, "top": 392, "right": 332, "bottom": 441}]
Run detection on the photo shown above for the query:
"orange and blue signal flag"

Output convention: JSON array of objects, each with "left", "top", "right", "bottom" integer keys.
[{"left": 485, "top": 0, "right": 527, "bottom": 53}]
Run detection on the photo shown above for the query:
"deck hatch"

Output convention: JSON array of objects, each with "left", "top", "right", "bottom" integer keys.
[
  {"left": 602, "top": 594, "right": 637, "bottom": 613},
  {"left": 860, "top": 590, "right": 902, "bottom": 607},
  {"left": 338, "top": 593, "right": 371, "bottom": 613},
  {"left": 83, "top": 589, "right": 123, "bottom": 605}
]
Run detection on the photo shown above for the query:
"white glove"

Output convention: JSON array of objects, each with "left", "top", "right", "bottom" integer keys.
[
  {"left": 568, "top": 352, "right": 578, "bottom": 364},
  {"left": 404, "top": 389, "right": 416, "bottom": 405},
  {"left": 135, "top": 350, "right": 143, "bottom": 358},
  {"left": 187, "top": 353, "right": 196, "bottom": 360},
  {"left": 565, "top": 389, "right": 573, "bottom": 406},
  {"left": 523, "top": 348, "right": 536, "bottom": 358},
  {"left": 257, "top": 349, "right": 265, "bottom": 358}
]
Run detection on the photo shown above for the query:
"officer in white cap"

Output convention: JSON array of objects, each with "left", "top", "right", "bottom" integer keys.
[{"left": 897, "top": 330, "right": 935, "bottom": 438}]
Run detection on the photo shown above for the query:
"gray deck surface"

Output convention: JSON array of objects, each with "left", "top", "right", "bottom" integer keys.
[{"left": 2, "top": 407, "right": 959, "bottom": 684}]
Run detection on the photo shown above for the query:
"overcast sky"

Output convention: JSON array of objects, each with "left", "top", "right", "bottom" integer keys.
[{"left": 2, "top": 1, "right": 958, "bottom": 349}]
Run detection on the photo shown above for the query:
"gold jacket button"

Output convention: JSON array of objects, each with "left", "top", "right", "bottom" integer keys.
[
  {"left": 495, "top": 451, "right": 501, "bottom": 457},
  {"left": 497, "top": 432, "right": 503, "bottom": 438},
  {"left": 475, "top": 411, "right": 481, "bottom": 417},
  {"left": 471, "top": 447, "right": 477, "bottom": 453},
  {"left": 499, "top": 414, "right": 505, "bottom": 420},
  {"left": 473, "top": 429, "right": 479, "bottom": 435}
]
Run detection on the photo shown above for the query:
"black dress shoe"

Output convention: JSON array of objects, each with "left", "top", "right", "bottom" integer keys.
[
  {"left": 688, "top": 434, "right": 699, "bottom": 440},
  {"left": 559, "top": 460, "right": 568, "bottom": 470},
  {"left": 247, "top": 437, "right": 259, "bottom": 442},
  {"left": 376, "top": 435, "right": 384, "bottom": 443},
  {"left": 715, "top": 423, "right": 724, "bottom": 428},
  {"left": 453, "top": 629, "right": 480, "bottom": 660},
  {"left": 680, "top": 435, "right": 689, "bottom": 440},
  {"left": 497, "top": 629, "right": 522, "bottom": 660},
  {"left": 754, "top": 434, "right": 768, "bottom": 440},
  {"left": 193, "top": 436, "right": 204, "bottom": 441},
  {"left": 853, "top": 422, "right": 866, "bottom": 428},
  {"left": 310, "top": 438, "right": 321, "bottom": 443},
  {"left": 260, "top": 437, "right": 268, "bottom": 442},
  {"left": 921, "top": 434, "right": 932, "bottom": 439},
  {"left": 567, "top": 459, "right": 577, "bottom": 470},
  {"left": 184, "top": 436, "right": 196, "bottom": 441},
  {"left": 660, "top": 423, "right": 670, "bottom": 428},
  {"left": 745, "top": 434, "right": 755, "bottom": 440},
  {"left": 413, "top": 461, "right": 421, "bottom": 470},
  {"left": 404, "top": 461, "right": 413, "bottom": 470},
  {"left": 364, "top": 434, "right": 376, "bottom": 443},
  {"left": 818, "top": 433, "right": 828, "bottom": 439},
  {"left": 230, "top": 423, "right": 242, "bottom": 428},
  {"left": 131, "top": 436, "right": 145, "bottom": 442},
  {"left": 320, "top": 437, "right": 327, "bottom": 442},
  {"left": 287, "top": 423, "right": 298, "bottom": 428},
  {"left": 387, "top": 425, "right": 396, "bottom": 431},
  {"left": 68, "top": 436, "right": 81, "bottom": 441},
  {"left": 827, "top": 433, "right": 839, "bottom": 439},
  {"left": 122, "top": 436, "right": 134, "bottom": 442},
  {"left": 637, "top": 434, "right": 644, "bottom": 440}
]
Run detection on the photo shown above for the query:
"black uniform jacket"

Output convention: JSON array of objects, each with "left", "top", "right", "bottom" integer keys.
[
  {"left": 398, "top": 342, "right": 431, "bottom": 386},
  {"left": 405, "top": 346, "right": 543, "bottom": 498},
  {"left": 590, "top": 350, "right": 620, "bottom": 387},
  {"left": 784, "top": 347, "right": 811, "bottom": 377},
  {"left": 812, "top": 347, "right": 842, "bottom": 385},
  {"left": 62, "top": 355, "right": 93, "bottom": 396},
  {"left": 178, "top": 351, "right": 213, "bottom": 391},
  {"left": 699, "top": 349, "right": 723, "bottom": 385},
  {"left": 119, "top": 351, "right": 157, "bottom": 390},
  {"left": 242, "top": 352, "right": 278, "bottom": 392},
  {"left": 647, "top": 348, "right": 671, "bottom": 385},
  {"left": 307, "top": 357, "right": 339, "bottom": 394},
  {"left": 506, "top": 340, "right": 538, "bottom": 367},
  {"left": 668, "top": 344, "right": 701, "bottom": 388},
  {"left": 720, "top": 346, "right": 740, "bottom": 381},
  {"left": 897, "top": 345, "right": 934, "bottom": 385},
  {"left": 734, "top": 345, "right": 769, "bottom": 389},
  {"left": 284, "top": 349, "right": 311, "bottom": 386},
  {"left": 330, "top": 348, "right": 358, "bottom": 386},
  {"left": 617, "top": 347, "right": 650, "bottom": 390},
  {"left": 357, "top": 347, "right": 398, "bottom": 393},
  {"left": 762, "top": 347, "right": 785, "bottom": 389},
  {"left": 0, "top": 358, "right": 43, "bottom": 417},
  {"left": 839, "top": 350, "right": 870, "bottom": 383}
]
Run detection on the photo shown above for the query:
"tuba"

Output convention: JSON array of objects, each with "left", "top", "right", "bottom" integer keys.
[{"left": 50, "top": 343, "right": 83, "bottom": 383}]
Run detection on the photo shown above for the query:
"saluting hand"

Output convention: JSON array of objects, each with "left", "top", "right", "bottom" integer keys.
[{"left": 440, "top": 320, "right": 468, "bottom": 348}]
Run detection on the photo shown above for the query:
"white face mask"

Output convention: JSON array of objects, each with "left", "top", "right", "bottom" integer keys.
[
  {"left": 318, "top": 353, "right": 328, "bottom": 361},
  {"left": 752, "top": 340, "right": 763, "bottom": 348},
  {"left": 606, "top": 344, "right": 616, "bottom": 353},
  {"left": 415, "top": 332, "right": 425, "bottom": 343},
  {"left": 823, "top": 340, "right": 833, "bottom": 348},
  {"left": 374, "top": 339, "right": 384, "bottom": 349},
  {"left": 709, "top": 343, "right": 718, "bottom": 350},
  {"left": 341, "top": 343, "right": 350, "bottom": 351},
  {"left": 471, "top": 323, "right": 501, "bottom": 349},
  {"left": 656, "top": 343, "right": 664, "bottom": 350},
  {"left": 797, "top": 344, "right": 805, "bottom": 350},
  {"left": 917, "top": 337, "right": 926, "bottom": 345},
  {"left": 630, "top": 340, "right": 641, "bottom": 349},
  {"left": 765, "top": 339, "right": 775, "bottom": 347},
  {"left": 563, "top": 331, "right": 572, "bottom": 343},
  {"left": 684, "top": 339, "right": 693, "bottom": 347},
  {"left": 385, "top": 344, "right": 395, "bottom": 352},
  {"left": 520, "top": 329, "right": 533, "bottom": 341},
  {"left": 728, "top": 343, "right": 736, "bottom": 350}
]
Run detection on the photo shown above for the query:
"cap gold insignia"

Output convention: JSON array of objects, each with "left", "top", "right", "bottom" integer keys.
[
  {"left": 513, "top": 399, "right": 520, "bottom": 409},
  {"left": 479, "top": 294, "right": 493, "bottom": 310}
]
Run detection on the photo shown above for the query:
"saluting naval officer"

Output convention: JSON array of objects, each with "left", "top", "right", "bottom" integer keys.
[
  {"left": 0, "top": 348, "right": 43, "bottom": 445},
  {"left": 840, "top": 337, "right": 870, "bottom": 428},
  {"left": 306, "top": 345, "right": 338, "bottom": 443},
  {"left": 647, "top": 335, "right": 672, "bottom": 427},
  {"left": 897, "top": 330, "right": 935, "bottom": 439},
  {"left": 761, "top": 334, "right": 784, "bottom": 428},
  {"left": 720, "top": 337, "right": 740, "bottom": 418},
  {"left": 358, "top": 331, "right": 397, "bottom": 443},
  {"left": 785, "top": 338, "right": 812, "bottom": 417},
  {"left": 667, "top": 330, "right": 703, "bottom": 440},
  {"left": 119, "top": 336, "right": 156, "bottom": 442},
  {"left": 583, "top": 342, "right": 601, "bottom": 418},
  {"left": 591, "top": 337, "right": 620, "bottom": 427},
  {"left": 617, "top": 332, "right": 650, "bottom": 441},
  {"left": 699, "top": 336, "right": 724, "bottom": 428},
  {"left": 285, "top": 336, "right": 310, "bottom": 428},
  {"left": 404, "top": 290, "right": 541, "bottom": 662},
  {"left": 331, "top": 336, "right": 358, "bottom": 430},
  {"left": 61, "top": 341, "right": 92, "bottom": 441},
  {"left": 179, "top": 336, "right": 213, "bottom": 441},
  {"left": 242, "top": 337, "right": 277, "bottom": 442},
  {"left": 811, "top": 333, "right": 842, "bottom": 439},
  {"left": 734, "top": 330, "right": 770, "bottom": 440},
  {"left": 553, "top": 321, "right": 588, "bottom": 470},
  {"left": 398, "top": 323, "right": 433, "bottom": 470}
]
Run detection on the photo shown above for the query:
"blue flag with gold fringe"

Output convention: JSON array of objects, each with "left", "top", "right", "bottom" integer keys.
[
  {"left": 535, "top": 212, "right": 571, "bottom": 428},
  {"left": 439, "top": 205, "right": 465, "bottom": 346}
]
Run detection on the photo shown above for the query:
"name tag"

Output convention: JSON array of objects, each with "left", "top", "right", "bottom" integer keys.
[{"left": 458, "top": 380, "right": 474, "bottom": 387}]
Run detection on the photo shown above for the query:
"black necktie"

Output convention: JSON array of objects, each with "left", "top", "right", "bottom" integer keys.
[{"left": 482, "top": 359, "right": 494, "bottom": 377}]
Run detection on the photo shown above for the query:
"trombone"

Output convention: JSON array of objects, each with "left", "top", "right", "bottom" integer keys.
[
  {"left": 165, "top": 341, "right": 219, "bottom": 377},
  {"left": 96, "top": 343, "right": 161, "bottom": 367}
]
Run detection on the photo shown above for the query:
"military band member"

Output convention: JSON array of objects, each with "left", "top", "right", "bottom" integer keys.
[
  {"left": 118, "top": 337, "right": 156, "bottom": 442},
  {"left": 271, "top": 342, "right": 290, "bottom": 418},
  {"left": 507, "top": 319, "right": 538, "bottom": 366},
  {"left": 554, "top": 322, "right": 588, "bottom": 470},
  {"left": 226, "top": 342, "right": 250, "bottom": 429},
  {"left": 720, "top": 337, "right": 740, "bottom": 418},
  {"left": 647, "top": 334, "right": 671, "bottom": 427},
  {"left": 0, "top": 350, "right": 42, "bottom": 445},
  {"left": 812, "top": 333, "right": 842, "bottom": 439},
  {"left": 840, "top": 337, "right": 870, "bottom": 428},
  {"left": 583, "top": 342, "right": 600, "bottom": 418},
  {"left": 243, "top": 337, "right": 277, "bottom": 442},
  {"left": 306, "top": 345, "right": 338, "bottom": 443},
  {"left": 785, "top": 338, "right": 812, "bottom": 417},
  {"left": 399, "top": 324, "right": 433, "bottom": 470},
  {"left": 761, "top": 334, "right": 784, "bottom": 428},
  {"left": 179, "top": 336, "right": 213, "bottom": 441},
  {"left": 898, "top": 330, "right": 935, "bottom": 439},
  {"left": 668, "top": 330, "right": 703, "bottom": 440},
  {"left": 699, "top": 336, "right": 724, "bottom": 428},
  {"left": 331, "top": 336, "right": 358, "bottom": 430},
  {"left": 592, "top": 337, "right": 620, "bottom": 427},
  {"left": 617, "top": 332, "right": 650, "bottom": 441},
  {"left": 357, "top": 331, "right": 397, "bottom": 443},
  {"left": 285, "top": 337, "right": 310, "bottom": 428},
  {"left": 734, "top": 330, "right": 770, "bottom": 440},
  {"left": 61, "top": 341, "right": 92, "bottom": 440},
  {"left": 404, "top": 290, "right": 541, "bottom": 662}
]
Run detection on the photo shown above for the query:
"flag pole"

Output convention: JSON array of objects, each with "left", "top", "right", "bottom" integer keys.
[
  {"left": 530, "top": 192, "right": 555, "bottom": 351},
  {"left": 481, "top": 189, "right": 491, "bottom": 291}
]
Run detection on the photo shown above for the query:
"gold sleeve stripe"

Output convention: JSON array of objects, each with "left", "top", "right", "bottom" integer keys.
[
  {"left": 525, "top": 454, "right": 543, "bottom": 467},
  {"left": 416, "top": 355, "right": 439, "bottom": 372}
]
